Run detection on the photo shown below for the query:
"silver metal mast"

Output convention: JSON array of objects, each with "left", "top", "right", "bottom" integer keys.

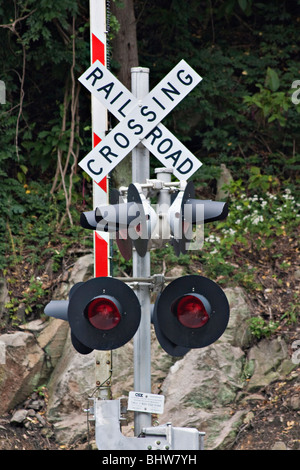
[{"left": 131, "top": 66, "right": 152, "bottom": 435}]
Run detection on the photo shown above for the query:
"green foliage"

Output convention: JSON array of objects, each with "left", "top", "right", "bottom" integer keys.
[
  {"left": 0, "top": 0, "right": 92, "bottom": 276},
  {"left": 136, "top": 0, "right": 300, "bottom": 183},
  {"left": 151, "top": 245, "right": 191, "bottom": 275},
  {"left": 248, "top": 316, "right": 279, "bottom": 339},
  {"left": 243, "top": 68, "right": 290, "bottom": 127},
  {"left": 0, "top": 0, "right": 299, "bottom": 335},
  {"left": 196, "top": 171, "right": 299, "bottom": 290},
  {"left": 0, "top": 178, "right": 81, "bottom": 271},
  {"left": 281, "top": 301, "right": 299, "bottom": 326},
  {"left": 5, "top": 276, "right": 45, "bottom": 324},
  {"left": 34, "top": 385, "right": 47, "bottom": 398}
]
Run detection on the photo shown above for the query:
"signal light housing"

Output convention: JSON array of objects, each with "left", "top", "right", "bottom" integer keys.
[
  {"left": 110, "top": 188, "right": 133, "bottom": 261},
  {"left": 45, "top": 277, "right": 141, "bottom": 354},
  {"left": 80, "top": 184, "right": 157, "bottom": 258},
  {"left": 68, "top": 277, "right": 141, "bottom": 353},
  {"left": 168, "top": 181, "right": 195, "bottom": 256},
  {"left": 80, "top": 200, "right": 139, "bottom": 233},
  {"left": 168, "top": 181, "right": 228, "bottom": 255},
  {"left": 127, "top": 183, "right": 157, "bottom": 257},
  {"left": 153, "top": 275, "right": 230, "bottom": 356},
  {"left": 153, "top": 295, "right": 190, "bottom": 357}
]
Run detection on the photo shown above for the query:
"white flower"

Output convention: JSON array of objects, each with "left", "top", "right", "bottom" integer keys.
[
  {"left": 252, "top": 215, "right": 264, "bottom": 225},
  {"left": 223, "top": 228, "right": 236, "bottom": 236},
  {"left": 207, "top": 234, "right": 221, "bottom": 243}
]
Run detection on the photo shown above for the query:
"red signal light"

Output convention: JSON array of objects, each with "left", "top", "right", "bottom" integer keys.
[
  {"left": 173, "top": 295, "right": 210, "bottom": 328},
  {"left": 86, "top": 297, "right": 121, "bottom": 330},
  {"left": 153, "top": 275, "right": 229, "bottom": 355},
  {"left": 65, "top": 277, "right": 141, "bottom": 353}
]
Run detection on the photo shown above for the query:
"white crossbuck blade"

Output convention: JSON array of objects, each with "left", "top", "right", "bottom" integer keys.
[{"left": 78, "top": 59, "right": 203, "bottom": 182}]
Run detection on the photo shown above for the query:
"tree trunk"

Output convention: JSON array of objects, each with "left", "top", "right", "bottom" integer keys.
[
  {"left": 111, "top": 0, "right": 139, "bottom": 89},
  {"left": 110, "top": 0, "right": 139, "bottom": 188}
]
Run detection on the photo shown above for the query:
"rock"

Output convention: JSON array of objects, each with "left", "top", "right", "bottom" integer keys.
[
  {"left": 290, "top": 394, "right": 300, "bottom": 410},
  {"left": 272, "top": 441, "right": 287, "bottom": 450},
  {"left": 69, "top": 254, "right": 94, "bottom": 284},
  {"left": 52, "top": 411, "right": 90, "bottom": 446},
  {"left": 0, "top": 332, "right": 45, "bottom": 414},
  {"left": 0, "top": 340, "right": 5, "bottom": 365},
  {"left": 157, "top": 343, "right": 248, "bottom": 449},
  {"left": 209, "top": 410, "right": 246, "bottom": 450},
  {"left": 294, "top": 268, "right": 300, "bottom": 281},
  {"left": 45, "top": 326, "right": 172, "bottom": 445},
  {"left": 0, "top": 318, "right": 69, "bottom": 415},
  {"left": 0, "top": 278, "right": 9, "bottom": 319},
  {"left": 15, "top": 303, "right": 26, "bottom": 324},
  {"left": 241, "top": 393, "right": 266, "bottom": 406},
  {"left": 47, "top": 333, "right": 95, "bottom": 419},
  {"left": 46, "top": 333, "right": 136, "bottom": 445},
  {"left": 28, "top": 400, "right": 43, "bottom": 411},
  {"left": 216, "top": 164, "right": 233, "bottom": 200},
  {"left": 245, "top": 337, "right": 297, "bottom": 392},
  {"left": 46, "top": 332, "right": 96, "bottom": 445},
  {"left": 54, "top": 253, "right": 93, "bottom": 300},
  {"left": 37, "top": 318, "right": 69, "bottom": 370},
  {"left": 41, "top": 427, "right": 54, "bottom": 438},
  {"left": 284, "top": 394, "right": 300, "bottom": 411},
  {"left": 36, "top": 413, "right": 46, "bottom": 427},
  {"left": 10, "top": 409, "right": 28, "bottom": 425},
  {"left": 19, "top": 319, "right": 46, "bottom": 332},
  {"left": 243, "top": 411, "right": 255, "bottom": 425},
  {"left": 40, "top": 254, "right": 96, "bottom": 445},
  {"left": 220, "top": 287, "right": 252, "bottom": 348},
  {"left": 166, "top": 266, "right": 186, "bottom": 278}
]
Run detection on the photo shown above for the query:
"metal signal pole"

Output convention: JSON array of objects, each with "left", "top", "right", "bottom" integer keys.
[{"left": 131, "top": 67, "right": 152, "bottom": 435}]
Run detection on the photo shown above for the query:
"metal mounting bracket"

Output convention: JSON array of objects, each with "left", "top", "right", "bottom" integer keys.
[{"left": 88, "top": 398, "right": 204, "bottom": 450}]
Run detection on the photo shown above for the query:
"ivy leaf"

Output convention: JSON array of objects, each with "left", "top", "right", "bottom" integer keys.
[
  {"left": 266, "top": 67, "right": 280, "bottom": 92},
  {"left": 11, "top": 204, "right": 25, "bottom": 214},
  {"left": 238, "top": 0, "right": 248, "bottom": 12},
  {"left": 238, "top": 0, "right": 252, "bottom": 16}
]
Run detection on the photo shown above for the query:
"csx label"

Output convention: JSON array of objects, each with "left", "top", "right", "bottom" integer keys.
[{"left": 128, "top": 391, "right": 165, "bottom": 414}]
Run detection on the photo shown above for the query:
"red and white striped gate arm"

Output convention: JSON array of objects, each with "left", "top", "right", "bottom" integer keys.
[{"left": 89, "top": 0, "right": 110, "bottom": 278}]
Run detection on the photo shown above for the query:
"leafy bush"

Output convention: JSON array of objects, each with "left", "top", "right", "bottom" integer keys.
[
  {"left": 248, "top": 316, "right": 279, "bottom": 340},
  {"left": 196, "top": 170, "right": 299, "bottom": 290}
]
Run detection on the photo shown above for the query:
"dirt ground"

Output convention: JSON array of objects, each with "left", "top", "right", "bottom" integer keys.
[
  {"left": 0, "top": 368, "right": 299, "bottom": 451},
  {"left": 231, "top": 373, "right": 299, "bottom": 450}
]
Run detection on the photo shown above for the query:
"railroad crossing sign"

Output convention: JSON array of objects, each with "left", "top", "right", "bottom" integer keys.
[{"left": 78, "top": 59, "right": 202, "bottom": 182}]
